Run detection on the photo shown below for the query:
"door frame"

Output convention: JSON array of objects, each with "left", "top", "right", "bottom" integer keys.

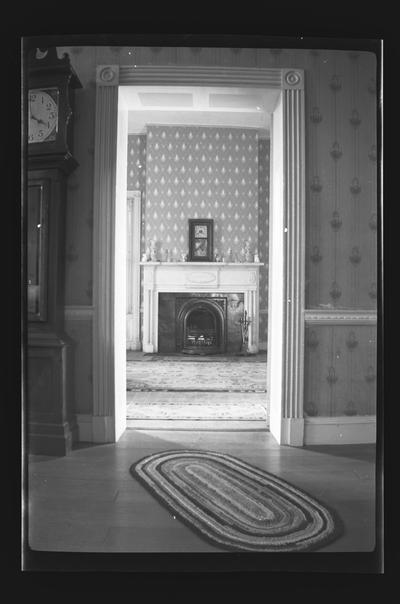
[{"left": 91, "top": 65, "right": 306, "bottom": 446}]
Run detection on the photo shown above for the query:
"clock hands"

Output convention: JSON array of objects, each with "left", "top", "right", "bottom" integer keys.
[{"left": 30, "top": 113, "right": 47, "bottom": 126}]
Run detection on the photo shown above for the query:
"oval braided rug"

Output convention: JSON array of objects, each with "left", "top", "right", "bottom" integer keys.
[{"left": 130, "top": 449, "right": 341, "bottom": 552}]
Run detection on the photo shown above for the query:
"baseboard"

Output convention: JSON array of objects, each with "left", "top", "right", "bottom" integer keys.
[
  {"left": 126, "top": 340, "right": 141, "bottom": 351},
  {"left": 28, "top": 420, "right": 77, "bottom": 456},
  {"left": 280, "top": 417, "right": 304, "bottom": 446},
  {"left": 92, "top": 415, "right": 115, "bottom": 442},
  {"left": 76, "top": 414, "right": 93, "bottom": 442},
  {"left": 77, "top": 414, "right": 377, "bottom": 445},
  {"left": 76, "top": 414, "right": 115, "bottom": 443},
  {"left": 304, "top": 416, "right": 376, "bottom": 445}
]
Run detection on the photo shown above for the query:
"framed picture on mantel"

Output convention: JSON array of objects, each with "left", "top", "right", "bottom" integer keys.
[{"left": 188, "top": 219, "right": 214, "bottom": 262}]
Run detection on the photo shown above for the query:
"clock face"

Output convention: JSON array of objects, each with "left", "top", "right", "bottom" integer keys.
[{"left": 28, "top": 89, "right": 59, "bottom": 144}]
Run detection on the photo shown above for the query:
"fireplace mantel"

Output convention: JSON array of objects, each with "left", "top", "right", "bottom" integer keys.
[{"left": 141, "top": 261, "right": 263, "bottom": 353}]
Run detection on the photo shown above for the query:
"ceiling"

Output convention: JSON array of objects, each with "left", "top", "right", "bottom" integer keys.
[{"left": 119, "top": 86, "right": 279, "bottom": 136}]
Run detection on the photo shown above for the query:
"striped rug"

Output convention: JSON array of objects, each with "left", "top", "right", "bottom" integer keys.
[
  {"left": 126, "top": 359, "right": 267, "bottom": 392},
  {"left": 131, "top": 449, "right": 341, "bottom": 552}
]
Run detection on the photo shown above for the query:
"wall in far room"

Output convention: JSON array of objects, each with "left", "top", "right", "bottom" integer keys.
[{"left": 127, "top": 127, "right": 270, "bottom": 347}]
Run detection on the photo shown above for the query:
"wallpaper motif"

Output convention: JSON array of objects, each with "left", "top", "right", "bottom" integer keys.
[{"left": 143, "top": 125, "right": 259, "bottom": 261}]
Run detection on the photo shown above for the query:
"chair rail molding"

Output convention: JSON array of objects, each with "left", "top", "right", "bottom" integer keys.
[
  {"left": 92, "top": 64, "right": 306, "bottom": 446},
  {"left": 304, "top": 309, "right": 377, "bottom": 325}
]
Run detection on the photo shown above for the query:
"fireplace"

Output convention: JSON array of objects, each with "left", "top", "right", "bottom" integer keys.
[
  {"left": 141, "top": 262, "right": 263, "bottom": 354},
  {"left": 177, "top": 297, "right": 227, "bottom": 355},
  {"left": 158, "top": 292, "right": 243, "bottom": 354}
]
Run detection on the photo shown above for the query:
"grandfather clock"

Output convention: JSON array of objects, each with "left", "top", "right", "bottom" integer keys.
[{"left": 27, "top": 47, "right": 81, "bottom": 455}]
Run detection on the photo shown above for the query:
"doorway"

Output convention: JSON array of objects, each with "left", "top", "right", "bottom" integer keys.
[
  {"left": 92, "top": 65, "right": 306, "bottom": 446},
  {"left": 123, "top": 86, "right": 271, "bottom": 426}
]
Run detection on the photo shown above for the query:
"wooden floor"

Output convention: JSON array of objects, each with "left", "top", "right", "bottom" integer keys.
[{"left": 27, "top": 427, "right": 376, "bottom": 554}]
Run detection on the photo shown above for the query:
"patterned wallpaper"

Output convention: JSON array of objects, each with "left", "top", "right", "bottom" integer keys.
[
  {"left": 64, "top": 318, "right": 93, "bottom": 414},
  {"left": 56, "top": 45, "right": 377, "bottom": 417},
  {"left": 127, "top": 128, "right": 270, "bottom": 344},
  {"left": 127, "top": 133, "right": 147, "bottom": 248},
  {"left": 304, "top": 325, "right": 377, "bottom": 417},
  {"left": 305, "top": 50, "right": 377, "bottom": 309},
  {"left": 258, "top": 139, "right": 270, "bottom": 345},
  {"left": 60, "top": 46, "right": 377, "bottom": 313},
  {"left": 144, "top": 125, "right": 259, "bottom": 258}
]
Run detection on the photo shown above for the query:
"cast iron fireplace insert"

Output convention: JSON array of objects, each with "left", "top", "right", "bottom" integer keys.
[{"left": 177, "top": 297, "right": 227, "bottom": 355}]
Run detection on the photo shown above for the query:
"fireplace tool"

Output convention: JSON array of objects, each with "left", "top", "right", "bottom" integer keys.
[{"left": 238, "top": 310, "right": 252, "bottom": 355}]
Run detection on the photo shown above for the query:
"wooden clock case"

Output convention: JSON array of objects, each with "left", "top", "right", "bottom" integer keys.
[{"left": 27, "top": 47, "right": 82, "bottom": 456}]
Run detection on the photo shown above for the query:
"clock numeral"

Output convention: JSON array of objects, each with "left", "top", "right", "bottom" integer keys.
[
  {"left": 48, "top": 112, "right": 56, "bottom": 119},
  {"left": 38, "top": 130, "right": 44, "bottom": 138},
  {"left": 28, "top": 134, "right": 34, "bottom": 142},
  {"left": 29, "top": 94, "right": 36, "bottom": 101}
]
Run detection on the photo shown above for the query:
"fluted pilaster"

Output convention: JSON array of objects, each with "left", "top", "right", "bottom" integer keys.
[
  {"left": 92, "top": 66, "right": 119, "bottom": 436},
  {"left": 280, "top": 83, "right": 306, "bottom": 444}
]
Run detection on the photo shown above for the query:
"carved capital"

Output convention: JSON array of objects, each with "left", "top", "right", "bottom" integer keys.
[
  {"left": 96, "top": 65, "right": 119, "bottom": 86},
  {"left": 282, "top": 69, "right": 304, "bottom": 89}
]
